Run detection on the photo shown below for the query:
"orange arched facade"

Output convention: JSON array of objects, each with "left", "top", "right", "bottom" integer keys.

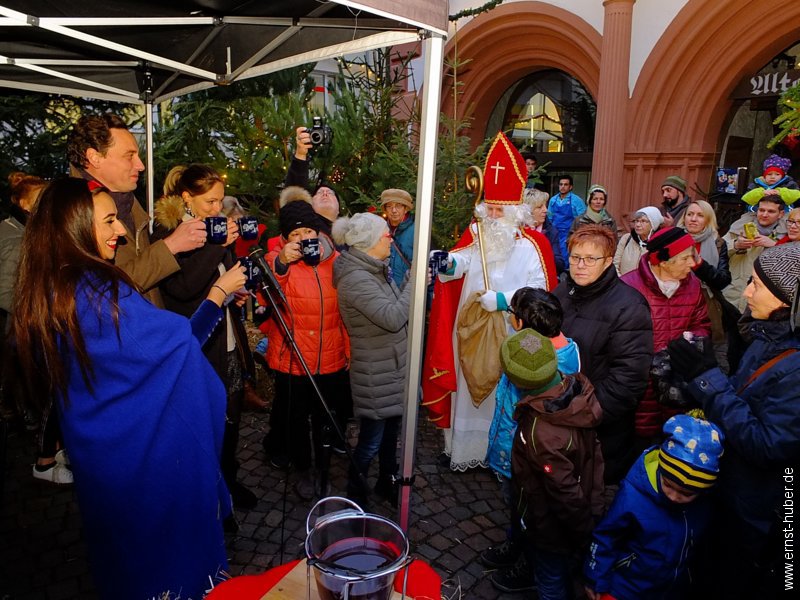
[
  {"left": 441, "top": 1, "right": 601, "bottom": 147},
  {"left": 625, "top": 0, "right": 800, "bottom": 217},
  {"left": 443, "top": 0, "right": 800, "bottom": 218}
]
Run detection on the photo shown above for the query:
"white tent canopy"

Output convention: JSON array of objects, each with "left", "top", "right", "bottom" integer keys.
[
  {"left": 0, "top": 0, "right": 447, "bottom": 530},
  {"left": 0, "top": 1, "right": 446, "bottom": 104}
]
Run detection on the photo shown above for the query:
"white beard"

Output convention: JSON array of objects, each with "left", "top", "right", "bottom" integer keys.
[{"left": 482, "top": 217, "right": 517, "bottom": 264}]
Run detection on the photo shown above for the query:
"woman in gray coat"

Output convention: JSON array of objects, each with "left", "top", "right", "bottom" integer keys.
[{"left": 332, "top": 213, "right": 411, "bottom": 507}]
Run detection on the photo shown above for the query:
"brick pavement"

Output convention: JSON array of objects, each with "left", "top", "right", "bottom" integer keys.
[{"left": 1, "top": 407, "right": 528, "bottom": 599}]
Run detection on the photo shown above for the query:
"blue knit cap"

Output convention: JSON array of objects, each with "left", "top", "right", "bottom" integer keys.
[{"left": 658, "top": 415, "right": 724, "bottom": 491}]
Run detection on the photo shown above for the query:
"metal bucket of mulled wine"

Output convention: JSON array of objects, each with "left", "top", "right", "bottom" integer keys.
[{"left": 305, "top": 497, "right": 411, "bottom": 600}]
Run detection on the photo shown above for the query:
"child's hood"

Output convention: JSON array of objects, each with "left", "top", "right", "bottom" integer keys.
[{"left": 514, "top": 371, "right": 602, "bottom": 429}]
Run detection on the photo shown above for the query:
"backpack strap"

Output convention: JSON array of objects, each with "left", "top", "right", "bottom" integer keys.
[{"left": 737, "top": 349, "right": 798, "bottom": 394}]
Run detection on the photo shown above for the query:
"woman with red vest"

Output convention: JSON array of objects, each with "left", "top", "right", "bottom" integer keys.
[{"left": 260, "top": 189, "right": 351, "bottom": 500}]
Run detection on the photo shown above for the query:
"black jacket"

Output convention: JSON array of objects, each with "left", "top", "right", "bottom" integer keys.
[
  {"left": 553, "top": 266, "right": 654, "bottom": 483},
  {"left": 151, "top": 222, "right": 250, "bottom": 387}
]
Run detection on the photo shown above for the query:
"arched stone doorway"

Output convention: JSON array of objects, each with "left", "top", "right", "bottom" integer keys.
[{"left": 441, "top": 2, "right": 601, "bottom": 151}]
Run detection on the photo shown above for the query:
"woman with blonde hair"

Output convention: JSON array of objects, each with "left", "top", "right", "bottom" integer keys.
[
  {"left": 677, "top": 200, "right": 733, "bottom": 347},
  {"left": 152, "top": 164, "right": 258, "bottom": 512}
]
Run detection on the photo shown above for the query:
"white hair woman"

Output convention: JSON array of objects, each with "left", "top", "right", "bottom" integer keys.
[
  {"left": 777, "top": 206, "right": 800, "bottom": 245},
  {"left": 332, "top": 213, "right": 411, "bottom": 507},
  {"left": 523, "top": 188, "right": 565, "bottom": 273},
  {"left": 613, "top": 206, "right": 664, "bottom": 275}
]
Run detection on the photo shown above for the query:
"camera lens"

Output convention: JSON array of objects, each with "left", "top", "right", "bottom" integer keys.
[{"left": 310, "top": 130, "right": 323, "bottom": 145}]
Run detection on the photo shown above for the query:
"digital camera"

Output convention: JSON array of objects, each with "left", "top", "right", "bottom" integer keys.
[{"left": 307, "top": 116, "right": 333, "bottom": 147}]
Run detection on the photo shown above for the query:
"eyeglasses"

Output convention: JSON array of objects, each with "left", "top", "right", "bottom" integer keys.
[
  {"left": 568, "top": 255, "right": 607, "bottom": 266},
  {"left": 505, "top": 306, "right": 517, "bottom": 318},
  {"left": 787, "top": 219, "right": 800, "bottom": 227},
  {"left": 631, "top": 218, "right": 649, "bottom": 225}
]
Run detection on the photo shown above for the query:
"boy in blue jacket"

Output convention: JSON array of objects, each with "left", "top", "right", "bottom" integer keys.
[
  {"left": 482, "top": 287, "right": 580, "bottom": 593},
  {"left": 584, "top": 414, "right": 724, "bottom": 600}
]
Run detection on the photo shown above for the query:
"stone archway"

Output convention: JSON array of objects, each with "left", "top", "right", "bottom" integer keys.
[
  {"left": 442, "top": 1, "right": 602, "bottom": 149},
  {"left": 623, "top": 0, "right": 800, "bottom": 216}
]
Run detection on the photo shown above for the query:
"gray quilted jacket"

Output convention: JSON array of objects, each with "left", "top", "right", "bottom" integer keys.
[{"left": 333, "top": 248, "right": 410, "bottom": 419}]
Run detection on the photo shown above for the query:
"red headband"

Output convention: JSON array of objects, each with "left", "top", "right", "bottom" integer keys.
[{"left": 647, "top": 227, "right": 695, "bottom": 265}]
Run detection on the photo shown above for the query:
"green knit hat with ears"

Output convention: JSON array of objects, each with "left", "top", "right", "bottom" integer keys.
[{"left": 499, "top": 328, "right": 562, "bottom": 393}]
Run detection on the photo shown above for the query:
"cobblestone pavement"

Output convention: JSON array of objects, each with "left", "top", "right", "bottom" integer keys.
[{"left": 1, "top": 406, "right": 530, "bottom": 599}]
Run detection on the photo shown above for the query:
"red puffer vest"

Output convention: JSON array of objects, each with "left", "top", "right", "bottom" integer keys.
[
  {"left": 621, "top": 256, "right": 710, "bottom": 437},
  {"left": 260, "top": 237, "right": 349, "bottom": 375}
]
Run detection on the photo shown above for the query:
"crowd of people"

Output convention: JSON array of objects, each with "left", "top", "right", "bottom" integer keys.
[
  {"left": 423, "top": 135, "right": 799, "bottom": 599},
  {"left": 0, "top": 115, "right": 798, "bottom": 599}
]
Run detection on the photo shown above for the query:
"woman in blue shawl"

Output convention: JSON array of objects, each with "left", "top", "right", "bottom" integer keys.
[{"left": 13, "top": 178, "right": 245, "bottom": 600}]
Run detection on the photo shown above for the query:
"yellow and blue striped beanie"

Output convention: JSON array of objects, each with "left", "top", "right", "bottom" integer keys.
[{"left": 658, "top": 415, "right": 724, "bottom": 492}]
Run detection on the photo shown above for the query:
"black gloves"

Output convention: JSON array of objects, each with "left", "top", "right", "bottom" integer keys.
[{"left": 667, "top": 336, "right": 717, "bottom": 381}]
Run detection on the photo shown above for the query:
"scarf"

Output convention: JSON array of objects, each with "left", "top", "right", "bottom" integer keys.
[
  {"left": 756, "top": 220, "right": 781, "bottom": 238},
  {"left": 583, "top": 207, "right": 606, "bottom": 224},
  {"left": 690, "top": 226, "right": 719, "bottom": 267}
]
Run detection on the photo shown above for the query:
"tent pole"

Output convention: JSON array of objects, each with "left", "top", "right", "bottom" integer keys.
[
  {"left": 398, "top": 31, "right": 445, "bottom": 532},
  {"left": 145, "top": 102, "right": 155, "bottom": 232}
]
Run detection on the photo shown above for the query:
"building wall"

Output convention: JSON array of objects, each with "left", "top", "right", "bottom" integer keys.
[{"left": 442, "top": 0, "right": 800, "bottom": 218}]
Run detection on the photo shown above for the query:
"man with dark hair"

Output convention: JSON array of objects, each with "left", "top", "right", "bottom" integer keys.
[
  {"left": 660, "top": 174, "right": 691, "bottom": 226},
  {"left": 522, "top": 152, "right": 538, "bottom": 189},
  {"left": 67, "top": 114, "right": 206, "bottom": 306},
  {"left": 547, "top": 174, "right": 586, "bottom": 260},
  {"left": 722, "top": 195, "right": 788, "bottom": 311}
]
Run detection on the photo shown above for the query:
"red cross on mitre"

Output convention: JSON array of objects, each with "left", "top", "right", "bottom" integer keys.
[{"left": 483, "top": 131, "right": 526, "bottom": 205}]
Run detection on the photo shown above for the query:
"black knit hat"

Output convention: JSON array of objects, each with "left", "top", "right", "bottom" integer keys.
[
  {"left": 279, "top": 199, "right": 320, "bottom": 238},
  {"left": 753, "top": 245, "right": 800, "bottom": 306}
]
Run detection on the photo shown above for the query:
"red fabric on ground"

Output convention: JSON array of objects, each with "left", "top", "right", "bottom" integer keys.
[{"left": 206, "top": 558, "right": 441, "bottom": 599}]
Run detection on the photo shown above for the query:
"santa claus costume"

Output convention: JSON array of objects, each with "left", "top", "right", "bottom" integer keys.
[{"left": 422, "top": 132, "right": 558, "bottom": 471}]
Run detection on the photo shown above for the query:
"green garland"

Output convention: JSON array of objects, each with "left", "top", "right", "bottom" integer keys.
[
  {"left": 449, "top": 0, "right": 504, "bottom": 21},
  {"left": 768, "top": 81, "right": 800, "bottom": 148}
]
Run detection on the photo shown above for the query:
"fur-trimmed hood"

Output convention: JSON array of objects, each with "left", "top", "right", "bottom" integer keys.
[
  {"left": 154, "top": 194, "right": 187, "bottom": 230},
  {"left": 279, "top": 185, "right": 313, "bottom": 208}
]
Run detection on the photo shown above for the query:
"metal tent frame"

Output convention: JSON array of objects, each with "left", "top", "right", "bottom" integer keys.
[{"left": 0, "top": 0, "right": 447, "bottom": 530}]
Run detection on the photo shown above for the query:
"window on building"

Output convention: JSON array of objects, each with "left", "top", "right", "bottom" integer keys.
[
  {"left": 487, "top": 69, "right": 595, "bottom": 154},
  {"left": 487, "top": 69, "right": 596, "bottom": 197}
]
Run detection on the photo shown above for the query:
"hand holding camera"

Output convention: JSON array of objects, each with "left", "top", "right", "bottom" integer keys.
[
  {"left": 302, "top": 117, "right": 333, "bottom": 157},
  {"left": 295, "top": 126, "right": 313, "bottom": 160}
]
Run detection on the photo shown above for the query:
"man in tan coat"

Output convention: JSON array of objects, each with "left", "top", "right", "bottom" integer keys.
[
  {"left": 722, "top": 196, "right": 788, "bottom": 312},
  {"left": 67, "top": 114, "right": 206, "bottom": 306}
]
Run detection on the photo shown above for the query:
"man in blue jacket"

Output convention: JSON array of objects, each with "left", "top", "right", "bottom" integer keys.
[{"left": 548, "top": 175, "right": 585, "bottom": 260}]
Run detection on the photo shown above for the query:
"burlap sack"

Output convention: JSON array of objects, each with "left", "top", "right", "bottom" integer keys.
[{"left": 456, "top": 291, "right": 506, "bottom": 407}]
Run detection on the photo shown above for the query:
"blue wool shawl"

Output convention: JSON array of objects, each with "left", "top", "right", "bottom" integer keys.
[{"left": 58, "top": 280, "right": 230, "bottom": 600}]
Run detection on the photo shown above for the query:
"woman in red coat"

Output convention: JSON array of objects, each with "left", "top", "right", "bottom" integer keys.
[
  {"left": 620, "top": 227, "right": 710, "bottom": 450},
  {"left": 260, "top": 190, "right": 351, "bottom": 500}
]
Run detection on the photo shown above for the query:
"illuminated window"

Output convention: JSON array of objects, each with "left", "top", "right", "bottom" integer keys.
[
  {"left": 488, "top": 69, "right": 595, "bottom": 154},
  {"left": 511, "top": 92, "right": 563, "bottom": 152}
]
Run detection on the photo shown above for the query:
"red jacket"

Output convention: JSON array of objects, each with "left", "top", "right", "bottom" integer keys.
[
  {"left": 259, "top": 237, "right": 349, "bottom": 375},
  {"left": 620, "top": 255, "right": 710, "bottom": 437}
]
